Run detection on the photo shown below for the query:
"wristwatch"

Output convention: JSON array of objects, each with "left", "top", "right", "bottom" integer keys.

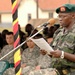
[{"left": 60, "top": 51, "right": 64, "bottom": 59}]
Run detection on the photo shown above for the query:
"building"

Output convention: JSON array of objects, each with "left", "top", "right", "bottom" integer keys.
[{"left": 0, "top": 0, "right": 75, "bottom": 28}]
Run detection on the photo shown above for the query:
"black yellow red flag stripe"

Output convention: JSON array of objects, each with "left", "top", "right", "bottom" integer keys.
[{"left": 11, "top": 0, "right": 22, "bottom": 75}]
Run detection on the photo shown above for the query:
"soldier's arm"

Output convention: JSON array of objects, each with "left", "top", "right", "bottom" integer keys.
[
  {"left": 64, "top": 52, "right": 75, "bottom": 62},
  {"left": 50, "top": 50, "right": 75, "bottom": 62}
]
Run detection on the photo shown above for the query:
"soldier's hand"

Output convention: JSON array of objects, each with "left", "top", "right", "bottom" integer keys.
[
  {"left": 21, "top": 63, "right": 26, "bottom": 68},
  {"left": 40, "top": 49, "right": 47, "bottom": 55},
  {"left": 35, "top": 65, "right": 41, "bottom": 70},
  {"left": 50, "top": 49, "right": 62, "bottom": 58}
]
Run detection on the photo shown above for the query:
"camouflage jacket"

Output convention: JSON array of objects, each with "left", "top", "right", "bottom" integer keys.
[
  {"left": 0, "top": 45, "right": 14, "bottom": 63},
  {"left": 51, "top": 24, "right": 75, "bottom": 68},
  {"left": 21, "top": 45, "right": 40, "bottom": 67},
  {"left": 36, "top": 54, "right": 52, "bottom": 69}
]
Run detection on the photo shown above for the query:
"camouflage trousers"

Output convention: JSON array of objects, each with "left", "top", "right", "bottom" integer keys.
[
  {"left": 3, "top": 68, "right": 15, "bottom": 75},
  {"left": 3, "top": 66, "right": 35, "bottom": 75},
  {"left": 29, "top": 68, "right": 59, "bottom": 75},
  {"left": 22, "top": 66, "right": 35, "bottom": 75},
  {"left": 3, "top": 67, "right": 75, "bottom": 75},
  {"left": 3, "top": 67, "right": 59, "bottom": 75}
]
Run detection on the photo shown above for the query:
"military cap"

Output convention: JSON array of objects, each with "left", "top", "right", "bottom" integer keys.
[{"left": 56, "top": 4, "right": 75, "bottom": 13}]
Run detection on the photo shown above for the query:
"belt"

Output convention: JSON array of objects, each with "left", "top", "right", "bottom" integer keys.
[{"left": 62, "top": 68, "right": 75, "bottom": 75}]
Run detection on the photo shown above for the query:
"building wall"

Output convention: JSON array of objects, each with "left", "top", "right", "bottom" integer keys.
[
  {"left": 18, "top": 0, "right": 37, "bottom": 27},
  {"left": 1, "top": 14, "right": 12, "bottom": 23},
  {"left": 53, "top": 12, "right": 58, "bottom": 18},
  {"left": 38, "top": 9, "right": 49, "bottom": 19},
  {"left": 0, "top": 0, "right": 58, "bottom": 28},
  {"left": 18, "top": 0, "right": 55, "bottom": 27}
]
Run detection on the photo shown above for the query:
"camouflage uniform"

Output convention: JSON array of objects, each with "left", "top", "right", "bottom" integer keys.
[
  {"left": 28, "top": 54, "right": 57, "bottom": 75},
  {"left": 51, "top": 24, "right": 75, "bottom": 75},
  {"left": 21, "top": 45, "right": 40, "bottom": 75},
  {"left": 0, "top": 45, "right": 14, "bottom": 63},
  {"left": 29, "top": 68, "right": 57, "bottom": 75},
  {"left": 0, "top": 45, "right": 15, "bottom": 75},
  {"left": 36, "top": 54, "right": 52, "bottom": 69}
]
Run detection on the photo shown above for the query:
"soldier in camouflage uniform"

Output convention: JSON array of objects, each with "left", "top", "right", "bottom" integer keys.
[
  {"left": 0, "top": 32, "right": 14, "bottom": 63},
  {"left": 50, "top": 4, "right": 75, "bottom": 75},
  {"left": 21, "top": 34, "right": 53, "bottom": 75},
  {"left": 0, "top": 32, "right": 15, "bottom": 75},
  {"left": 21, "top": 39, "right": 40, "bottom": 75},
  {"left": 1, "top": 45, "right": 16, "bottom": 75},
  {"left": 29, "top": 4, "right": 75, "bottom": 75}
]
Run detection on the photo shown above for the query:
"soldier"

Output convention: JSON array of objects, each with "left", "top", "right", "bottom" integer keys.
[
  {"left": 50, "top": 4, "right": 75, "bottom": 75},
  {"left": 21, "top": 33, "right": 53, "bottom": 75},
  {"left": 29, "top": 4, "right": 75, "bottom": 75},
  {"left": 21, "top": 37, "right": 40, "bottom": 75},
  {"left": 0, "top": 32, "right": 15, "bottom": 75},
  {"left": 0, "top": 32, "right": 14, "bottom": 63}
]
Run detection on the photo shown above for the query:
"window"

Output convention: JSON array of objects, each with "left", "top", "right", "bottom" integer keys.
[
  {"left": 49, "top": 13, "right": 53, "bottom": 18},
  {"left": 28, "top": 13, "right": 31, "bottom": 21}
]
